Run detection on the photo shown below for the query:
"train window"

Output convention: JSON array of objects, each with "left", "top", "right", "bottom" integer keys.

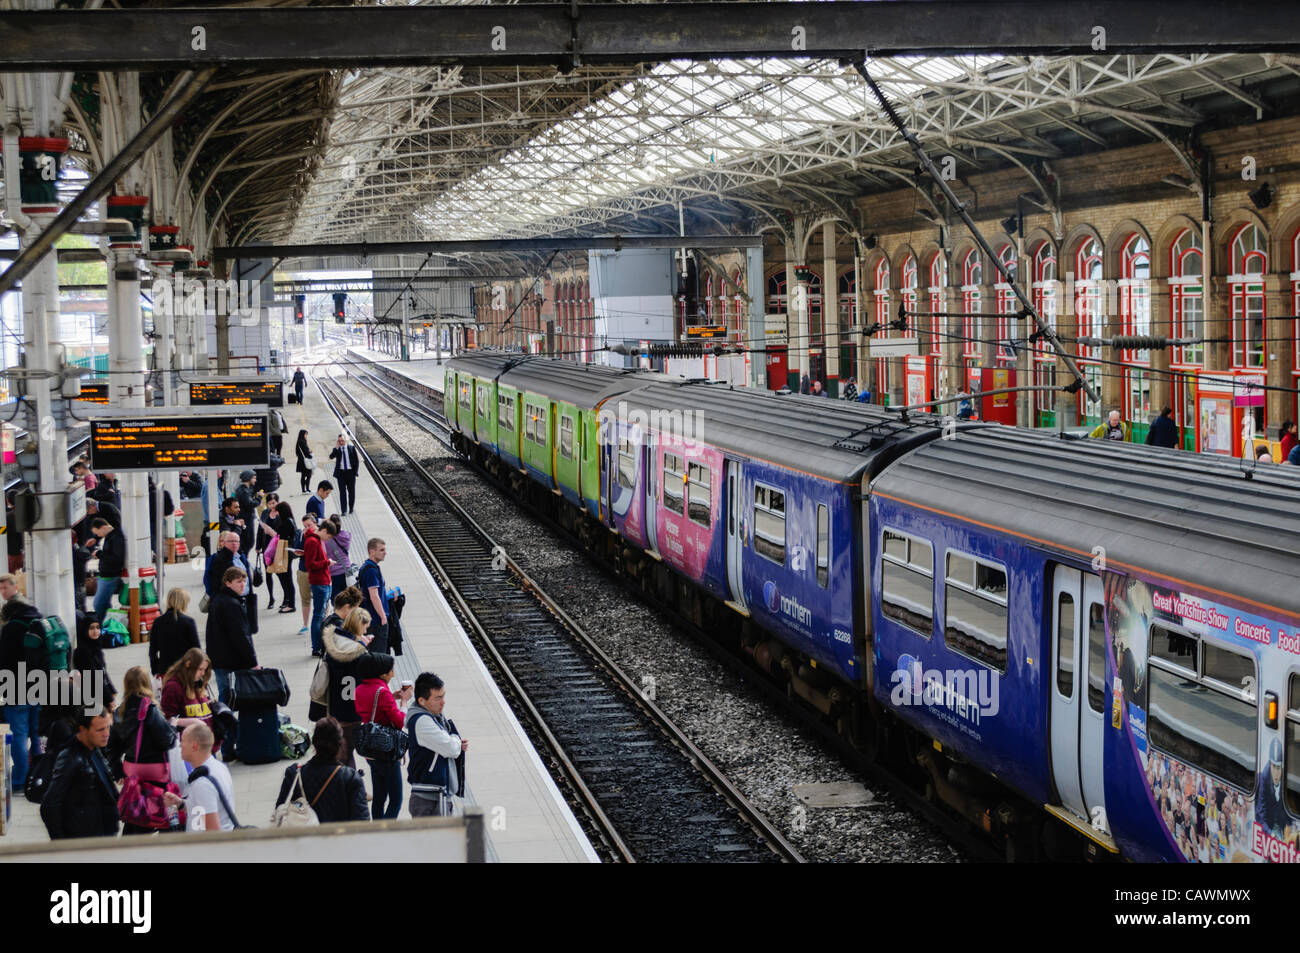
[
  {"left": 523, "top": 403, "right": 535, "bottom": 441},
  {"left": 687, "top": 462, "right": 711, "bottom": 527},
  {"left": 1056, "top": 592, "right": 1075, "bottom": 698},
  {"left": 498, "top": 393, "right": 514, "bottom": 429},
  {"left": 459, "top": 382, "right": 471, "bottom": 410},
  {"left": 753, "top": 483, "right": 786, "bottom": 564},
  {"left": 618, "top": 437, "right": 636, "bottom": 489},
  {"left": 663, "top": 453, "right": 685, "bottom": 515},
  {"left": 559, "top": 415, "right": 574, "bottom": 459},
  {"left": 1148, "top": 631, "right": 1257, "bottom": 792},
  {"left": 1150, "top": 624, "right": 1197, "bottom": 676},
  {"left": 1087, "top": 602, "right": 1106, "bottom": 714},
  {"left": 943, "top": 551, "right": 1007, "bottom": 672},
  {"left": 1286, "top": 676, "right": 1300, "bottom": 816},
  {"left": 536, "top": 406, "right": 547, "bottom": 441},
  {"left": 881, "top": 529, "right": 932, "bottom": 637},
  {"left": 815, "top": 504, "right": 829, "bottom": 588},
  {"left": 477, "top": 384, "right": 488, "bottom": 418}
]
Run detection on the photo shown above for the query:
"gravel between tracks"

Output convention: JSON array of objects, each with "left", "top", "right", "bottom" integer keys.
[{"left": 343, "top": 375, "right": 965, "bottom": 863}]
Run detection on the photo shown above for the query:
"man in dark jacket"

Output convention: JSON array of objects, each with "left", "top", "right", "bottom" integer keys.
[
  {"left": 88, "top": 517, "right": 126, "bottom": 624},
  {"left": 204, "top": 531, "right": 257, "bottom": 635},
  {"left": 0, "top": 592, "right": 45, "bottom": 791},
  {"left": 206, "top": 566, "right": 258, "bottom": 703},
  {"left": 40, "top": 708, "right": 119, "bottom": 840},
  {"left": 328, "top": 436, "right": 359, "bottom": 516},
  {"left": 76, "top": 498, "right": 121, "bottom": 545},
  {"left": 233, "top": 471, "right": 261, "bottom": 555},
  {"left": 291, "top": 367, "right": 306, "bottom": 404},
  {"left": 88, "top": 473, "right": 121, "bottom": 509},
  {"left": 1144, "top": 406, "right": 1180, "bottom": 449}
]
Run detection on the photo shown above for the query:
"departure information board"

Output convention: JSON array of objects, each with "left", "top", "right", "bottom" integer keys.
[
  {"left": 77, "top": 382, "right": 110, "bottom": 404},
  {"left": 189, "top": 379, "right": 284, "bottom": 407},
  {"left": 89, "top": 414, "right": 269, "bottom": 471}
]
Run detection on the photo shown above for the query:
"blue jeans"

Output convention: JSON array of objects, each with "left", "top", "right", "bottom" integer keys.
[
  {"left": 367, "top": 757, "right": 403, "bottom": 820},
  {"left": 310, "top": 584, "right": 331, "bottom": 654},
  {"left": 3, "top": 704, "right": 41, "bottom": 789},
  {"left": 93, "top": 575, "right": 117, "bottom": 623}
]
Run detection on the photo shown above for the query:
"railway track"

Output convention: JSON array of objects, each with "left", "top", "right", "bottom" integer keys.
[
  {"left": 347, "top": 352, "right": 1000, "bottom": 862},
  {"left": 317, "top": 366, "right": 803, "bottom": 864}
]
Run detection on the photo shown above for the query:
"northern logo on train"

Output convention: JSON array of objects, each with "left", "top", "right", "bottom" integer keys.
[{"left": 763, "top": 580, "right": 780, "bottom": 613}]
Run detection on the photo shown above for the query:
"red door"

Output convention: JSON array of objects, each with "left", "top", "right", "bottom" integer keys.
[{"left": 766, "top": 345, "right": 789, "bottom": 390}]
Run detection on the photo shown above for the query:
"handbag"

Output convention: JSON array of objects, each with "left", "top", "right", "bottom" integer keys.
[
  {"left": 117, "top": 699, "right": 185, "bottom": 830},
  {"left": 303, "top": 455, "right": 315, "bottom": 471},
  {"left": 263, "top": 535, "right": 278, "bottom": 567},
  {"left": 199, "top": 592, "right": 210, "bottom": 613},
  {"left": 230, "top": 667, "right": 291, "bottom": 710},
  {"left": 85, "top": 576, "right": 98, "bottom": 597},
  {"left": 270, "top": 763, "right": 340, "bottom": 828},
  {"left": 269, "top": 538, "right": 290, "bottom": 575},
  {"left": 309, "top": 658, "right": 329, "bottom": 706},
  {"left": 252, "top": 561, "right": 264, "bottom": 588},
  {"left": 355, "top": 690, "right": 409, "bottom": 763}
]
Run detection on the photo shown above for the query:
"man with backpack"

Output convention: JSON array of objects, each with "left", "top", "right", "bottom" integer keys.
[{"left": 0, "top": 588, "right": 70, "bottom": 791}]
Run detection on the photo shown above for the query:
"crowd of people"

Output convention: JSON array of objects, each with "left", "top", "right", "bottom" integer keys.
[{"left": 1, "top": 379, "right": 467, "bottom": 840}]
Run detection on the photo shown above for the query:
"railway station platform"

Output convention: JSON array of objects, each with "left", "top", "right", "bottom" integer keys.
[
  {"left": 345, "top": 346, "right": 446, "bottom": 391},
  {"left": 2, "top": 368, "right": 596, "bottom": 863}
]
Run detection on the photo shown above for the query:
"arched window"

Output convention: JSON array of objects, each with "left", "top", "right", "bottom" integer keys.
[
  {"left": 730, "top": 269, "right": 745, "bottom": 338},
  {"left": 1120, "top": 234, "right": 1151, "bottom": 366},
  {"left": 803, "top": 268, "right": 823, "bottom": 344},
  {"left": 1231, "top": 224, "right": 1266, "bottom": 369},
  {"left": 900, "top": 255, "right": 918, "bottom": 333},
  {"left": 1075, "top": 239, "right": 1104, "bottom": 359},
  {"left": 1170, "top": 229, "right": 1203, "bottom": 368},
  {"left": 838, "top": 270, "right": 856, "bottom": 331},
  {"left": 704, "top": 274, "right": 715, "bottom": 324},
  {"left": 874, "top": 258, "right": 891, "bottom": 337},
  {"left": 767, "top": 272, "right": 787, "bottom": 316},
  {"left": 995, "top": 244, "right": 1018, "bottom": 361},
  {"left": 960, "top": 249, "right": 981, "bottom": 358},
  {"left": 1031, "top": 242, "right": 1057, "bottom": 364},
  {"left": 928, "top": 254, "right": 947, "bottom": 355}
]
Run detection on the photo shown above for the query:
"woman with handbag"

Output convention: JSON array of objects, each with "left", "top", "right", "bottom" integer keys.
[
  {"left": 295, "top": 429, "right": 314, "bottom": 493},
  {"left": 354, "top": 652, "right": 412, "bottom": 820},
  {"left": 256, "top": 492, "right": 281, "bottom": 609},
  {"left": 108, "top": 666, "right": 179, "bottom": 834},
  {"left": 273, "top": 717, "right": 369, "bottom": 824},
  {"left": 271, "top": 501, "right": 298, "bottom": 614}
]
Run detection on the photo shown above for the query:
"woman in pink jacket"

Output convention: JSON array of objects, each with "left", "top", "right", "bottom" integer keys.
[{"left": 354, "top": 651, "right": 413, "bottom": 820}]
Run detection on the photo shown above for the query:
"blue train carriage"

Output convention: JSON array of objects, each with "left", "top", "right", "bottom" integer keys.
[
  {"left": 869, "top": 425, "right": 1300, "bottom": 861},
  {"left": 605, "top": 382, "right": 949, "bottom": 702}
]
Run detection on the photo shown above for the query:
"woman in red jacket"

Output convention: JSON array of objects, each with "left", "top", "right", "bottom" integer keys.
[
  {"left": 301, "top": 516, "right": 334, "bottom": 658},
  {"left": 354, "top": 649, "right": 413, "bottom": 820}
]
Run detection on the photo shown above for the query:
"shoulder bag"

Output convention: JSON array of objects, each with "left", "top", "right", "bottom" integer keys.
[
  {"left": 270, "top": 763, "right": 341, "bottom": 828},
  {"left": 355, "top": 689, "right": 409, "bottom": 763},
  {"left": 118, "top": 699, "right": 185, "bottom": 830}
]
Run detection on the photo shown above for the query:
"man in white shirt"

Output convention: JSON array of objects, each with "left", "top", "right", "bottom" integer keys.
[
  {"left": 165, "top": 723, "right": 239, "bottom": 831},
  {"left": 405, "top": 672, "right": 468, "bottom": 817}
]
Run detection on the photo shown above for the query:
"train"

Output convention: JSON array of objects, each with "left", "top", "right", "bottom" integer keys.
[{"left": 441, "top": 351, "right": 1300, "bottom": 863}]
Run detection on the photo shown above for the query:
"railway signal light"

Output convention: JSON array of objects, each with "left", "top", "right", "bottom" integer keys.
[
  {"left": 293, "top": 294, "right": 305, "bottom": 325},
  {"left": 332, "top": 292, "right": 347, "bottom": 324}
]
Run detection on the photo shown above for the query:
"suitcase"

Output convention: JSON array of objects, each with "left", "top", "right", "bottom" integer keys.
[
  {"left": 235, "top": 706, "right": 282, "bottom": 764},
  {"left": 230, "top": 668, "right": 290, "bottom": 710},
  {"left": 287, "top": 392, "right": 299, "bottom": 405}
]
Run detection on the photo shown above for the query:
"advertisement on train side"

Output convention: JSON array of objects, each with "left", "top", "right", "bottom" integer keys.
[{"left": 1107, "top": 569, "right": 1298, "bottom": 863}]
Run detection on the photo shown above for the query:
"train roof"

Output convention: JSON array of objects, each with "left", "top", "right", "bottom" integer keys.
[
  {"left": 872, "top": 425, "right": 1300, "bottom": 619},
  {"left": 606, "top": 380, "right": 958, "bottom": 483},
  {"left": 500, "top": 357, "right": 659, "bottom": 407},
  {"left": 446, "top": 351, "right": 533, "bottom": 379}
]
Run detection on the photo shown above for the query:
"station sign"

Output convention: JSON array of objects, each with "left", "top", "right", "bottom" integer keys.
[
  {"left": 189, "top": 378, "right": 284, "bottom": 407},
  {"left": 869, "top": 337, "right": 920, "bottom": 358},
  {"left": 685, "top": 325, "right": 728, "bottom": 339},
  {"left": 77, "top": 381, "right": 110, "bottom": 404},
  {"left": 88, "top": 410, "right": 269, "bottom": 472}
]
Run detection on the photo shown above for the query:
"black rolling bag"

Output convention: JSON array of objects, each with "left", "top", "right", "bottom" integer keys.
[{"left": 235, "top": 706, "right": 282, "bottom": 764}]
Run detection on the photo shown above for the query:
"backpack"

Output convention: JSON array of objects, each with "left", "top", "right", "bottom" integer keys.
[
  {"left": 24, "top": 720, "right": 73, "bottom": 803},
  {"left": 20, "top": 615, "right": 71, "bottom": 672},
  {"left": 279, "top": 722, "right": 311, "bottom": 760}
]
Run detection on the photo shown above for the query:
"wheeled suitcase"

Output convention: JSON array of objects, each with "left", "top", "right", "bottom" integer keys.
[{"left": 235, "top": 706, "right": 282, "bottom": 764}]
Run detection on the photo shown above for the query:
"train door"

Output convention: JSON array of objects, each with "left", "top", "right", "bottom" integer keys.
[
  {"left": 643, "top": 432, "right": 659, "bottom": 557},
  {"left": 725, "top": 459, "right": 745, "bottom": 609},
  {"left": 1049, "top": 565, "right": 1108, "bottom": 829}
]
